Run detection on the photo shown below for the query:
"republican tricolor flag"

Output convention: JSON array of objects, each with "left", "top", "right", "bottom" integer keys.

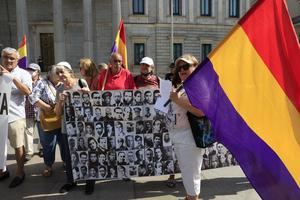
[
  {"left": 184, "top": 0, "right": 300, "bottom": 199},
  {"left": 17, "top": 35, "right": 27, "bottom": 69},
  {"left": 111, "top": 19, "right": 128, "bottom": 69}
]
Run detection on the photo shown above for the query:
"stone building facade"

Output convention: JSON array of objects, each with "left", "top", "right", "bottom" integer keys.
[{"left": 0, "top": 0, "right": 298, "bottom": 76}]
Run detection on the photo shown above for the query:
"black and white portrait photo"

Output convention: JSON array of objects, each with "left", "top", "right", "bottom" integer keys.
[
  {"left": 123, "top": 90, "right": 133, "bottom": 106},
  {"left": 82, "top": 93, "right": 92, "bottom": 107},
  {"left": 93, "top": 107, "right": 104, "bottom": 122},
  {"left": 94, "top": 122, "right": 104, "bottom": 137},
  {"left": 112, "top": 91, "right": 123, "bottom": 106},
  {"left": 143, "top": 90, "right": 153, "bottom": 105},
  {"left": 91, "top": 91, "right": 102, "bottom": 106},
  {"left": 102, "top": 91, "right": 113, "bottom": 106},
  {"left": 84, "top": 106, "right": 94, "bottom": 122},
  {"left": 66, "top": 122, "right": 77, "bottom": 136},
  {"left": 72, "top": 91, "right": 82, "bottom": 107},
  {"left": 75, "top": 106, "right": 84, "bottom": 121},
  {"left": 65, "top": 105, "right": 75, "bottom": 121}
]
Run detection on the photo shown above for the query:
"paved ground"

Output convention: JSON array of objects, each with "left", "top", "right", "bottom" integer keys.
[{"left": 1, "top": 145, "right": 261, "bottom": 200}]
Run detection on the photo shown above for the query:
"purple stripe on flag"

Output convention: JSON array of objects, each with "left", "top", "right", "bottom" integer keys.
[
  {"left": 184, "top": 58, "right": 300, "bottom": 200},
  {"left": 111, "top": 42, "right": 118, "bottom": 53},
  {"left": 18, "top": 57, "right": 27, "bottom": 69}
]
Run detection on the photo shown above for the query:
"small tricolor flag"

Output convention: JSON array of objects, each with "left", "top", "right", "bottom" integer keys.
[
  {"left": 17, "top": 35, "right": 27, "bottom": 69},
  {"left": 111, "top": 19, "right": 128, "bottom": 69},
  {"left": 184, "top": 0, "right": 300, "bottom": 199}
]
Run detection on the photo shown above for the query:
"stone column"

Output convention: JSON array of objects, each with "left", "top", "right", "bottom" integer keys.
[
  {"left": 112, "top": 0, "right": 121, "bottom": 37},
  {"left": 157, "top": 0, "right": 164, "bottom": 22},
  {"left": 188, "top": 0, "right": 194, "bottom": 23},
  {"left": 83, "top": 0, "right": 94, "bottom": 58},
  {"left": 16, "top": 0, "right": 29, "bottom": 58},
  {"left": 53, "top": 0, "right": 66, "bottom": 63},
  {"left": 217, "top": 0, "right": 225, "bottom": 24}
]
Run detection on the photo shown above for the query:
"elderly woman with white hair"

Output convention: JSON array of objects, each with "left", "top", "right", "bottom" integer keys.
[
  {"left": 53, "top": 62, "right": 96, "bottom": 195},
  {"left": 29, "top": 65, "right": 65, "bottom": 177}
]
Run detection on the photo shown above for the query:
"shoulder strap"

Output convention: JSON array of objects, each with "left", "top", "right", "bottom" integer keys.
[
  {"left": 156, "top": 75, "right": 160, "bottom": 86},
  {"left": 46, "top": 80, "right": 56, "bottom": 97},
  {"left": 101, "top": 69, "right": 109, "bottom": 91}
]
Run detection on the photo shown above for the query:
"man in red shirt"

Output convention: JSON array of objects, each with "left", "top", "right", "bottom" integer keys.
[{"left": 97, "top": 53, "right": 136, "bottom": 90}]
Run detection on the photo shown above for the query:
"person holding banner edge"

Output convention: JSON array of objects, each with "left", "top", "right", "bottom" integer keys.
[
  {"left": 53, "top": 62, "right": 96, "bottom": 195},
  {"left": 96, "top": 52, "right": 136, "bottom": 182},
  {"left": 134, "top": 56, "right": 177, "bottom": 188},
  {"left": 168, "top": 54, "right": 205, "bottom": 200},
  {"left": 0, "top": 47, "right": 32, "bottom": 188}
]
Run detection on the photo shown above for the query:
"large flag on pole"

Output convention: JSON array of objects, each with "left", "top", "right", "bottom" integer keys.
[
  {"left": 17, "top": 35, "right": 27, "bottom": 69},
  {"left": 111, "top": 19, "right": 128, "bottom": 69},
  {"left": 184, "top": 0, "right": 300, "bottom": 199}
]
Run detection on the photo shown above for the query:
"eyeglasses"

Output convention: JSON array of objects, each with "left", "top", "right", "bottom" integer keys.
[
  {"left": 113, "top": 59, "right": 122, "bottom": 64},
  {"left": 177, "top": 63, "right": 191, "bottom": 71}
]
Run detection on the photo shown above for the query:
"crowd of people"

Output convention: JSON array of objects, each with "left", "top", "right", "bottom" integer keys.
[{"left": 0, "top": 46, "right": 234, "bottom": 200}]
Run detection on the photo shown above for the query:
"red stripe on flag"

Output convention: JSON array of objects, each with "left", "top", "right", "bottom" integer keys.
[
  {"left": 19, "top": 35, "right": 27, "bottom": 48},
  {"left": 119, "top": 19, "right": 126, "bottom": 44},
  {"left": 239, "top": 0, "right": 300, "bottom": 112}
]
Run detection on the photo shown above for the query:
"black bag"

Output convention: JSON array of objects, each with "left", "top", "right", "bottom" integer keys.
[{"left": 187, "top": 111, "right": 216, "bottom": 148}]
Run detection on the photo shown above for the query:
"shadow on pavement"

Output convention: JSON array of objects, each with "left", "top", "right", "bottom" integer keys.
[
  {"left": 1, "top": 156, "right": 254, "bottom": 200},
  {"left": 201, "top": 177, "right": 252, "bottom": 200}
]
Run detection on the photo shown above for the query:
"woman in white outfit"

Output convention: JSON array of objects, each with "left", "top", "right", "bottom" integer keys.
[{"left": 168, "top": 54, "right": 204, "bottom": 200}]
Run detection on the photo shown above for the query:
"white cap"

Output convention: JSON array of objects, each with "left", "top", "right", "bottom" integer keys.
[
  {"left": 57, "top": 61, "right": 72, "bottom": 70},
  {"left": 140, "top": 57, "right": 154, "bottom": 66},
  {"left": 27, "top": 63, "right": 41, "bottom": 71}
]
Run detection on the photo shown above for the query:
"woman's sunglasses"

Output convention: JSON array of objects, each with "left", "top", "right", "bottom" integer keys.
[{"left": 177, "top": 63, "right": 191, "bottom": 71}]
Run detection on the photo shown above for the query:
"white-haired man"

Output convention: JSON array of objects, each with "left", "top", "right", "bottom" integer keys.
[{"left": 0, "top": 47, "right": 32, "bottom": 188}]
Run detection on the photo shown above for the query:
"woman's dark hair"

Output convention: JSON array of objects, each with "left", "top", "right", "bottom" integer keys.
[{"left": 88, "top": 137, "right": 97, "bottom": 148}]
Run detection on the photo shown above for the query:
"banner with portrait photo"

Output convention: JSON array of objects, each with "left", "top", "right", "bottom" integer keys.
[
  {"left": 65, "top": 89, "right": 238, "bottom": 181},
  {"left": 0, "top": 74, "right": 12, "bottom": 170},
  {"left": 65, "top": 89, "right": 179, "bottom": 181}
]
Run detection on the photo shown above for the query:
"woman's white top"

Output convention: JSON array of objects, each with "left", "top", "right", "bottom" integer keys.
[{"left": 167, "top": 91, "right": 196, "bottom": 146}]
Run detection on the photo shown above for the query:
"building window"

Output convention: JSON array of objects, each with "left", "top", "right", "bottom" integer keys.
[
  {"left": 134, "top": 43, "right": 145, "bottom": 65},
  {"left": 229, "top": 0, "right": 239, "bottom": 18},
  {"left": 173, "top": 43, "right": 182, "bottom": 61},
  {"left": 133, "top": 0, "right": 144, "bottom": 14},
  {"left": 201, "top": 44, "right": 212, "bottom": 60},
  {"left": 200, "top": 0, "right": 212, "bottom": 16},
  {"left": 172, "top": 0, "right": 181, "bottom": 16}
]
